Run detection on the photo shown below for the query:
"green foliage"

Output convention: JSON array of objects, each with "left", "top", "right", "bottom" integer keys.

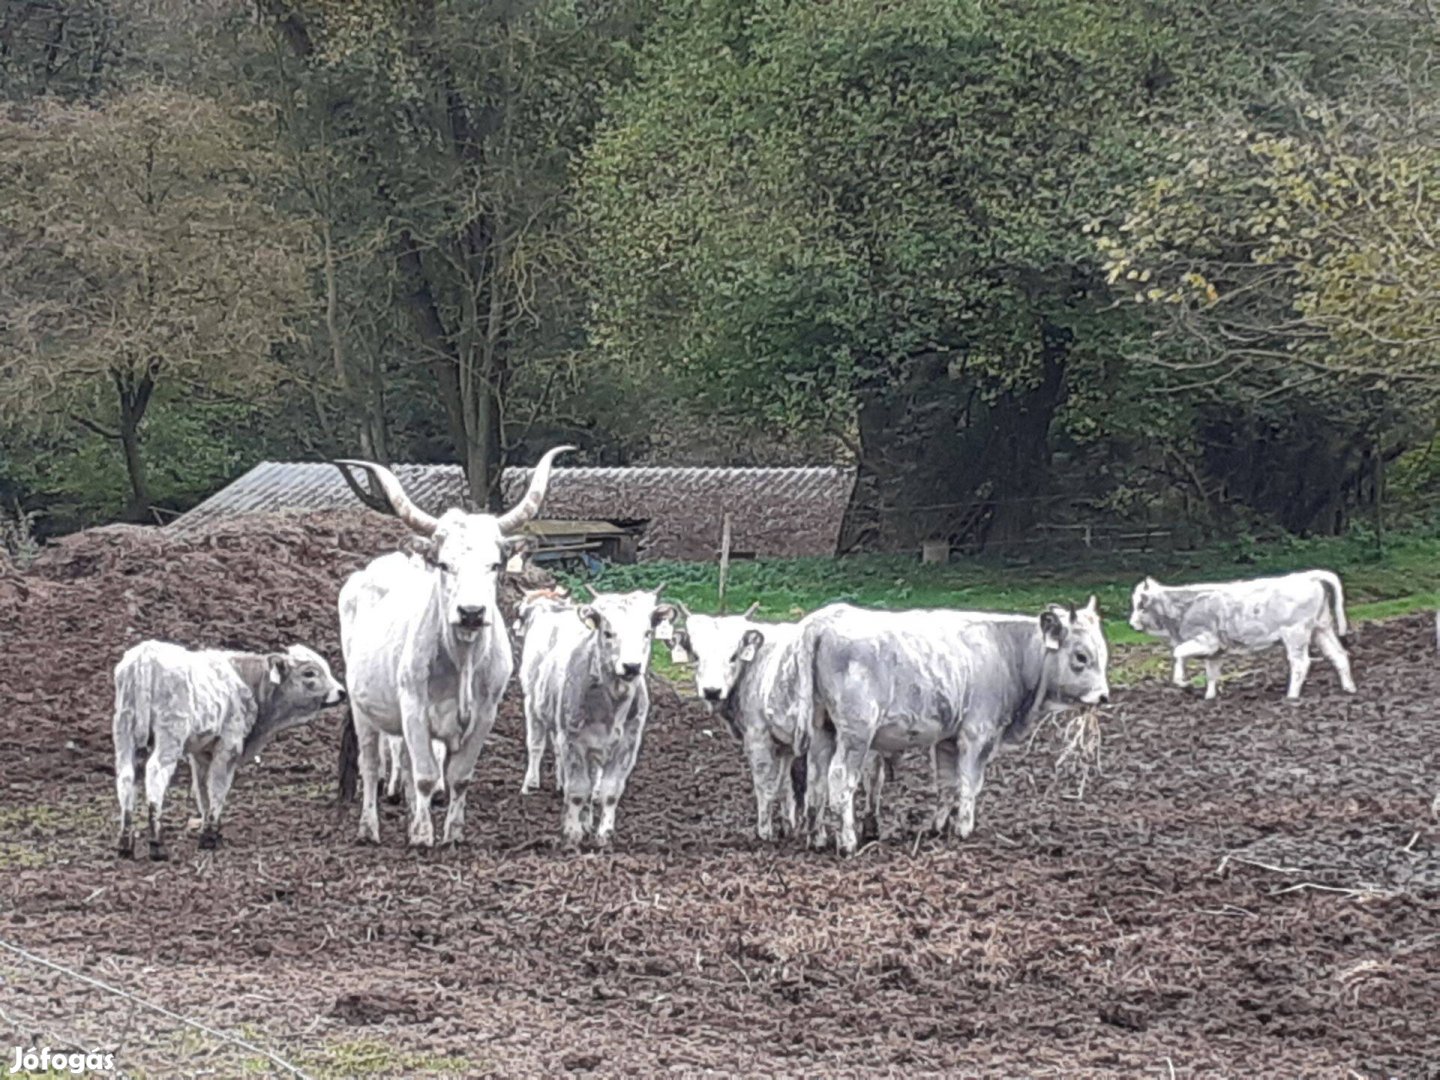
[{"left": 565, "top": 529, "right": 1440, "bottom": 650}]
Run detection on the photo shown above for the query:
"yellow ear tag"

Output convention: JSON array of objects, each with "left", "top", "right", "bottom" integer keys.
[
  {"left": 505, "top": 553, "right": 524, "bottom": 573},
  {"left": 669, "top": 643, "right": 691, "bottom": 664},
  {"left": 655, "top": 621, "right": 675, "bottom": 642}
]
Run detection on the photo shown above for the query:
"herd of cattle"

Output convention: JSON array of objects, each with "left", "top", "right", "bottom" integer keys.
[{"left": 109, "top": 447, "right": 1359, "bottom": 860}]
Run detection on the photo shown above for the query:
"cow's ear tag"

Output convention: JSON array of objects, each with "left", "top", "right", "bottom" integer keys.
[
  {"left": 669, "top": 643, "right": 690, "bottom": 664},
  {"left": 738, "top": 643, "right": 757, "bottom": 662},
  {"left": 655, "top": 621, "right": 675, "bottom": 642},
  {"left": 505, "top": 553, "right": 524, "bottom": 573},
  {"left": 269, "top": 666, "right": 282, "bottom": 685}
]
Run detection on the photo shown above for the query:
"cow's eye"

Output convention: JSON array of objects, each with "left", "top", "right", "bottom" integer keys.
[
  {"left": 1074, "top": 651, "right": 1089, "bottom": 666},
  {"left": 491, "top": 562, "right": 503, "bottom": 573}
]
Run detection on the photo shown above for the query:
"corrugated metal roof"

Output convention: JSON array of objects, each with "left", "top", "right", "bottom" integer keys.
[{"left": 170, "top": 461, "right": 856, "bottom": 556}]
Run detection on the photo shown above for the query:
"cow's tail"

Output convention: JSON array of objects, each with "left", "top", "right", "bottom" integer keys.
[
  {"left": 112, "top": 648, "right": 151, "bottom": 818},
  {"left": 337, "top": 707, "right": 360, "bottom": 804},
  {"left": 1313, "top": 570, "right": 1349, "bottom": 637}
]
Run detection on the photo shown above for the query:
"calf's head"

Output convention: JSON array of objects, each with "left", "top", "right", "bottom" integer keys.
[
  {"left": 679, "top": 603, "right": 763, "bottom": 706},
  {"left": 512, "top": 586, "right": 572, "bottom": 638},
  {"left": 265, "top": 644, "right": 346, "bottom": 718},
  {"left": 1039, "top": 596, "right": 1110, "bottom": 706},
  {"left": 1128, "top": 576, "right": 1165, "bottom": 634},
  {"left": 577, "top": 587, "right": 678, "bottom": 684},
  {"left": 335, "top": 447, "right": 571, "bottom": 642}
]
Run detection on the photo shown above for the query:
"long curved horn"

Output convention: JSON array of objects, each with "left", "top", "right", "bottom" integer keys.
[
  {"left": 743, "top": 601, "right": 761, "bottom": 619},
  {"left": 496, "top": 445, "right": 575, "bottom": 534},
  {"left": 581, "top": 582, "right": 599, "bottom": 600},
  {"left": 334, "top": 460, "right": 439, "bottom": 536}
]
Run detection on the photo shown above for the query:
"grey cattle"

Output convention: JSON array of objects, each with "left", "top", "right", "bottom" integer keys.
[
  {"left": 513, "top": 586, "right": 576, "bottom": 794},
  {"left": 797, "top": 600, "right": 1110, "bottom": 855},
  {"left": 676, "top": 607, "right": 809, "bottom": 840},
  {"left": 335, "top": 446, "right": 570, "bottom": 846},
  {"left": 1129, "top": 570, "right": 1354, "bottom": 701},
  {"left": 520, "top": 586, "right": 676, "bottom": 846},
  {"left": 113, "top": 640, "right": 345, "bottom": 860}
]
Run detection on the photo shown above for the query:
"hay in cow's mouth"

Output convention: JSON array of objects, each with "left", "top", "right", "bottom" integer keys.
[{"left": 1054, "top": 706, "right": 1104, "bottom": 799}]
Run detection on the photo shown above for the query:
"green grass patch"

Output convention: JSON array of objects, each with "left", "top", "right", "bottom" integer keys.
[
  {"left": 572, "top": 531, "right": 1440, "bottom": 674},
  {"left": 303, "top": 1040, "right": 476, "bottom": 1079}
]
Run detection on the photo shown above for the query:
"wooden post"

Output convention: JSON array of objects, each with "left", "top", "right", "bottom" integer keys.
[{"left": 717, "top": 511, "right": 733, "bottom": 612}]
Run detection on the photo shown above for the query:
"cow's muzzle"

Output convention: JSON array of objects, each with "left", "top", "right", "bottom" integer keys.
[
  {"left": 455, "top": 605, "right": 488, "bottom": 630},
  {"left": 619, "top": 662, "right": 643, "bottom": 681},
  {"left": 326, "top": 688, "right": 348, "bottom": 706},
  {"left": 701, "top": 687, "right": 722, "bottom": 703}
]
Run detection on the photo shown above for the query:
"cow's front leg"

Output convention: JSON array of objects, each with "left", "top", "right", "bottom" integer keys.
[
  {"left": 1171, "top": 656, "right": 1187, "bottom": 687},
  {"left": 199, "top": 746, "right": 240, "bottom": 851},
  {"left": 520, "top": 698, "right": 547, "bottom": 795},
  {"left": 559, "top": 740, "right": 594, "bottom": 848},
  {"left": 1171, "top": 638, "right": 1218, "bottom": 697},
  {"left": 442, "top": 709, "right": 496, "bottom": 845},
  {"left": 404, "top": 720, "right": 442, "bottom": 847},
  {"left": 745, "top": 734, "right": 785, "bottom": 842},
  {"left": 1203, "top": 657, "right": 1223, "bottom": 700},
  {"left": 955, "top": 732, "right": 995, "bottom": 840},
  {"left": 594, "top": 748, "right": 636, "bottom": 848}
]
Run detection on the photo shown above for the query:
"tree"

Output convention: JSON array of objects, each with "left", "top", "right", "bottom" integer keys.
[
  {"left": 254, "top": 0, "right": 648, "bottom": 505},
  {"left": 0, "top": 84, "right": 310, "bottom": 519},
  {"left": 583, "top": 0, "right": 1175, "bottom": 549},
  {"left": 1096, "top": 1, "right": 1440, "bottom": 533}
]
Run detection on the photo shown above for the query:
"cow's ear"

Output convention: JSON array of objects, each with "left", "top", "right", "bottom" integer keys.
[
  {"left": 503, "top": 535, "right": 536, "bottom": 572},
  {"left": 267, "top": 654, "right": 290, "bottom": 685},
  {"left": 652, "top": 603, "right": 678, "bottom": 640},
  {"left": 738, "top": 628, "right": 764, "bottom": 663},
  {"left": 578, "top": 604, "right": 601, "bottom": 631},
  {"left": 1039, "top": 609, "right": 1066, "bottom": 651}
]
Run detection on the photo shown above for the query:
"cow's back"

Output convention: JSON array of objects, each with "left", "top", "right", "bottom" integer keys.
[
  {"left": 1181, "top": 575, "right": 1329, "bottom": 649},
  {"left": 113, "top": 641, "right": 249, "bottom": 747}
]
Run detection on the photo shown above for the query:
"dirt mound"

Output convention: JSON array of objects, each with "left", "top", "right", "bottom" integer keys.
[{"left": 0, "top": 512, "right": 556, "bottom": 800}]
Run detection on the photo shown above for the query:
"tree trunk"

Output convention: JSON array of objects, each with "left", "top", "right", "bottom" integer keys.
[{"left": 113, "top": 368, "right": 156, "bottom": 522}]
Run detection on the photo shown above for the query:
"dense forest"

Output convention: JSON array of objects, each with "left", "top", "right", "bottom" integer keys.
[{"left": 1, "top": 0, "right": 1437, "bottom": 551}]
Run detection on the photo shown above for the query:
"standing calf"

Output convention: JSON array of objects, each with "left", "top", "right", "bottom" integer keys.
[
  {"left": 113, "top": 641, "right": 345, "bottom": 860},
  {"left": 677, "top": 607, "right": 809, "bottom": 841},
  {"left": 520, "top": 586, "right": 676, "bottom": 846},
  {"left": 1129, "top": 570, "right": 1355, "bottom": 701}
]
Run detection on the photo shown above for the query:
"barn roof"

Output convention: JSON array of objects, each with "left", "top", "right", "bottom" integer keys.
[{"left": 168, "top": 461, "right": 855, "bottom": 559}]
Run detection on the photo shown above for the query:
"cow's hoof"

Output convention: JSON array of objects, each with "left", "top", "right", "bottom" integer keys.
[
  {"left": 148, "top": 843, "right": 169, "bottom": 862},
  {"left": 198, "top": 828, "right": 221, "bottom": 851},
  {"left": 520, "top": 781, "right": 539, "bottom": 796},
  {"left": 383, "top": 791, "right": 403, "bottom": 806},
  {"left": 116, "top": 838, "right": 135, "bottom": 860}
]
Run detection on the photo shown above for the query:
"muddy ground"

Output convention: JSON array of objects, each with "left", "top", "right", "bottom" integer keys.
[{"left": 0, "top": 516, "right": 1437, "bottom": 1078}]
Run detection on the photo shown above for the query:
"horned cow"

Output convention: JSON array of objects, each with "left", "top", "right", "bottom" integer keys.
[{"left": 334, "top": 446, "right": 570, "bottom": 847}]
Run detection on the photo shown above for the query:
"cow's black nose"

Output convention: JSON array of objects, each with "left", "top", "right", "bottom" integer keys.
[
  {"left": 621, "top": 662, "right": 642, "bottom": 679},
  {"left": 1098, "top": 693, "right": 1110, "bottom": 706},
  {"left": 333, "top": 688, "right": 348, "bottom": 705},
  {"left": 702, "top": 687, "right": 722, "bottom": 702},
  {"left": 456, "top": 605, "right": 486, "bottom": 628}
]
